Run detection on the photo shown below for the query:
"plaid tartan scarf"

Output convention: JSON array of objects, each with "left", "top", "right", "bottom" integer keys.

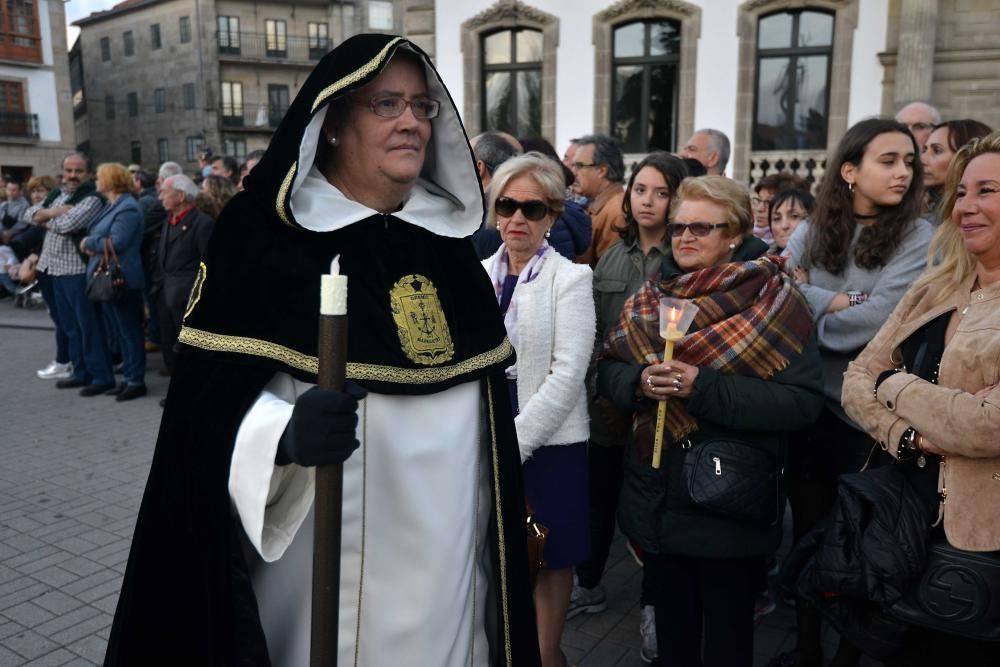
[{"left": 601, "top": 255, "right": 813, "bottom": 460}]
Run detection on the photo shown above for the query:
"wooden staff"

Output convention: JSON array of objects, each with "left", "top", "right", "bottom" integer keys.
[
  {"left": 312, "top": 258, "right": 348, "bottom": 666},
  {"left": 651, "top": 329, "right": 683, "bottom": 469}
]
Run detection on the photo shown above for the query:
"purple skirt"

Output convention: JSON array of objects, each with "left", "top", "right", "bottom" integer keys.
[
  {"left": 511, "top": 379, "right": 591, "bottom": 569},
  {"left": 522, "top": 442, "right": 591, "bottom": 569}
]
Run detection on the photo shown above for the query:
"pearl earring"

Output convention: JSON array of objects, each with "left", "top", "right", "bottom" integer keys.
[
  {"left": 729, "top": 242, "right": 736, "bottom": 250},
  {"left": 545, "top": 229, "right": 551, "bottom": 239},
  {"left": 327, "top": 135, "right": 339, "bottom": 147}
]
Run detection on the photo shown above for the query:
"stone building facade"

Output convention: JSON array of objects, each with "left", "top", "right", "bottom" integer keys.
[
  {"left": 880, "top": 0, "right": 1000, "bottom": 129},
  {"left": 0, "top": 0, "right": 75, "bottom": 181},
  {"left": 74, "top": 0, "right": 430, "bottom": 171}
]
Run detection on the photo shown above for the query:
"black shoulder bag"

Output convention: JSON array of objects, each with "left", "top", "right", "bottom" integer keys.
[{"left": 85, "top": 238, "right": 128, "bottom": 302}]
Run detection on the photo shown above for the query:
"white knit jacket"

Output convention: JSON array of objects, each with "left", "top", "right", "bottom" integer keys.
[{"left": 483, "top": 249, "right": 595, "bottom": 461}]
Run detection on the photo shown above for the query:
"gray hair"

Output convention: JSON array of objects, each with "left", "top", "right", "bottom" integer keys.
[
  {"left": 163, "top": 174, "right": 199, "bottom": 201},
  {"left": 487, "top": 152, "right": 566, "bottom": 230},
  {"left": 895, "top": 100, "right": 942, "bottom": 126},
  {"left": 158, "top": 161, "right": 183, "bottom": 179},
  {"left": 574, "top": 134, "right": 625, "bottom": 183},
  {"left": 472, "top": 132, "right": 521, "bottom": 176},
  {"left": 695, "top": 129, "right": 731, "bottom": 174}
]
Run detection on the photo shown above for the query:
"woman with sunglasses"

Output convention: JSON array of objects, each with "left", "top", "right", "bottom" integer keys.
[
  {"left": 773, "top": 118, "right": 933, "bottom": 667},
  {"left": 570, "top": 151, "right": 687, "bottom": 663},
  {"left": 482, "top": 152, "right": 595, "bottom": 667},
  {"left": 598, "top": 175, "right": 823, "bottom": 667}
]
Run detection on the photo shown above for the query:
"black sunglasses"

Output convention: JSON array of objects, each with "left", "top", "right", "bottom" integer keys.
[
  {"left": 495, "top": 197, "right": 549, "bottom": 221},
  {"left": 666, "top": 222, "right": 729, "bottom": 238}
]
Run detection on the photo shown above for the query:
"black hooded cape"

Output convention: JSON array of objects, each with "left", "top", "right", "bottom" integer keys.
[{"left": 105, "top": 33, "right": 539, "bottom": 666}]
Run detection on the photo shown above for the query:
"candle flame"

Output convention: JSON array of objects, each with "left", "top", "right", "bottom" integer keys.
[
  {"left": 330, "top": 254, "right": 340, "bottom": 275},
  {"left": 669, "top": 307, "right": 679, "bottom": 322}
]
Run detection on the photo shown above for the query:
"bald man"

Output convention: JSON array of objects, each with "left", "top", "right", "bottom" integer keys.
[{"left": 895, "top": 101, "right": 941, "bottom": 150}]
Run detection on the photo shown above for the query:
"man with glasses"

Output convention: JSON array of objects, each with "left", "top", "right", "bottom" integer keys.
[
  {"left": 572, "top": 134, "right": 626, "bottom": 267},
  {"left": 895, "top": 101, "right": 941, "bottom": 150}
]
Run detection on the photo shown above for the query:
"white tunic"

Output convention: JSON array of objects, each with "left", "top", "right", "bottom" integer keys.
[{"left": 230, "top": 373, "right": 490, "bottom": 666}]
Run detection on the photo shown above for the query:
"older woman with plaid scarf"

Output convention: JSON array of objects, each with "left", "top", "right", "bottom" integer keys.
[{"left": 597, "top": 176, "right": 824, "bottom": 667}]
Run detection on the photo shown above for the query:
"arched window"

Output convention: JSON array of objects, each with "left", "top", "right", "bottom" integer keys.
[
  {"left": 611, "top": 19, "right": 680, "bottom": 153},
  {"left": 481, "top": 28, "right": 542, "bottom": 137},
  {"left": 753, "top": 9, "right": 833, "bottom": 150}
]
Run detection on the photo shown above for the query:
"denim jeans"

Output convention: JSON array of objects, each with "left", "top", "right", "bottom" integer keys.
[
  {"left": 38, "top": 272, "right": 69, "bottom": 365},
  {"left": 103, "top": 289, "right": 146, "bottom": 386},
  {"left": 52, "top": 273, "right": 113, "bottom": 386}
]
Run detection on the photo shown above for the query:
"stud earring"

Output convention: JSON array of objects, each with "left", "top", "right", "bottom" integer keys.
[
  {"left": 729, "top": 242, "right": 736, "bottom": 250},
  {"left": 327, "top": 134, "right": 339, "bottom": 147}
]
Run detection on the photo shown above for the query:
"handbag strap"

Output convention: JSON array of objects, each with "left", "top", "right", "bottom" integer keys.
[{"left": 102, "top": 237, "right": 121, "bottom": 265}]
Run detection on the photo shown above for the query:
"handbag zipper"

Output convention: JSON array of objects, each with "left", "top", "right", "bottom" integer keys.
[{"left": 713, "top": 456, "right": 721, "bottom": 476}]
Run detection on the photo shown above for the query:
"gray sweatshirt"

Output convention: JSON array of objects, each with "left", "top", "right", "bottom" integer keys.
[{"left": 783, "top": 218, "right": 933, "bottom": 420}]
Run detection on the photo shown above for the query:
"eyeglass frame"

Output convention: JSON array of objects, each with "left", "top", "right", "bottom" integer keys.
[
  {"left": 494, "top": 196, "right": 551, "bottom": 222},
  {"left": 665, "top": 222, "right": 730, "bottom": 238},
  {"left": 363, "top": 94, "right": 441, "bottom": 120},
  {"left": 906, "top": 122, "right": 933, "bottom": 133},
  {"left": 570, "top": 161, "right": 601, "bottom": 171}
]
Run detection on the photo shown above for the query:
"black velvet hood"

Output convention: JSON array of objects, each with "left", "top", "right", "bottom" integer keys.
[
  {"left": 106, "top": 34, "right": 539, "bottom": 666},
  {"left": 179, "top": 33, "right": 510, "bottom": 394}
]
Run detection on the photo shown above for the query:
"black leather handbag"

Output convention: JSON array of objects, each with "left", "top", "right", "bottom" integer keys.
[
  {"left": 85, "top": 238, "right": 127, "bottom": 302},
  {"left": 890, "top": 540, "right": 1000, "bottom": 641},
  {"left": 681, "top": 437, "right": 781, "bottom": 525}
]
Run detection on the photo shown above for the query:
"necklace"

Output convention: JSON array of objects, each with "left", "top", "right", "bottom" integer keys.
[{"left": 853, "top": 212, "right": 879, "bottom": 220}]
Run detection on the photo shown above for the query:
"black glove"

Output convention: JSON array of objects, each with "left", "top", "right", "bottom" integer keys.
[{"left": 275, "top": 381, "right": 368, "bottom": 467}]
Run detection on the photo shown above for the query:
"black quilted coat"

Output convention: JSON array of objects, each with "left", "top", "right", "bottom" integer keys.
[{"left": 596, "top": 237, "right": 826, "bottom": 559}]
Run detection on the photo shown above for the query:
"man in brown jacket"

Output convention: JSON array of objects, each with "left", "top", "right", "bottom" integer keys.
[{"left": 571, "top": 134, "right": 625, "bottom": 267}]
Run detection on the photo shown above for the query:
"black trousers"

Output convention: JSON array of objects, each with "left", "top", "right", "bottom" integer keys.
[
  {"left": 155, "top": 292, "right": 182, "bottom": 371},
  {"left": 575, "top": 443, "right": 625, "bottom": 589},
  {"left": 646, "top": 553, "right": 758, "bottom": 667}
]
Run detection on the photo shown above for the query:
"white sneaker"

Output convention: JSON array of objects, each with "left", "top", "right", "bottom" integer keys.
[
  {"left": 566, "top": 584, "right": 607, "bottom": 619},
  {"left": 37, "top": 361, "right": 72, "bottom": 380},
  {"left": 639, "top": 604, "right": 657, "bottom": 663}
]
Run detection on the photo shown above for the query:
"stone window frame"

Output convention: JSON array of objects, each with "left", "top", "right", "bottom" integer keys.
[
  {"left": 150, "top": 23, "right": 161, "bottom": 51},
  {"left": 99, "top": 36, "right": 110, "bottom": 62},
  {"left": 461, "top": 1, "right": 559, "bottom": 143},
  {"left": 592, "top": 0, "right": 701, "bottom": 154},
  {"left": 158, "top": 137, "right": 169, "bottom": 163},
  {"left": 478, "top": 27, "right": 544, "bottom": 137},
  {"left": 732, "top": 0, "right": 858, "bottom": 183},
  {"left": 179, "top": 16, "right": 191, "bottom": 44},
  {"left": 123, "top": 30, "right": 134, "bottom": 57}
]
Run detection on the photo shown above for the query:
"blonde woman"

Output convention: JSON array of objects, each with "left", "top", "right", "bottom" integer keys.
[{"left": 842, "top": 131, "right": 1000, "bottom": 666}]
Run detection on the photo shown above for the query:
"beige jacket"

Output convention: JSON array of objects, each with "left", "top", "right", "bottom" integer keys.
[{"left": 842, "top": 272, "right": 1000, "bottom": 551}]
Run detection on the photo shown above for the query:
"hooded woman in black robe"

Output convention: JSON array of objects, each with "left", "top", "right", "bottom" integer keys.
[{"left": 104, "top": 33, "right": 539, "bottom": 667}]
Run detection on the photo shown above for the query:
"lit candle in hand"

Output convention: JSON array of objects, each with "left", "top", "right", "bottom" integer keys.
[{"left": 321, "top": 255, "right": 348, "bottom": 316}]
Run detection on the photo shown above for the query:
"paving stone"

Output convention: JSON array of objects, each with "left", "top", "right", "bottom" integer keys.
[
  {"left": 0, "top": 643, "right": 26, "bottom": 666},
  {"left": 65, "top": 635, "right": 105, "bottom": 665},
  {"left": 31, "top": 608, "right": 101, "bottom": 640},
  {"left": 3, "top": 630, "right": 58, "bottom": 661},
  {"left": 22, "top": 648, "right": 77, "bottom": 666},
  {"left": 27, "top": 570, "right": 77, "bottom": 591},
  {"left": 0, "top": 604, "right": 54, "bottom": 630},
  {"left": 48, "top": 613, "right": 111, "bottom": 647},
  {"left": 27, "top": 593, "right": 79, "bottom": 618}
]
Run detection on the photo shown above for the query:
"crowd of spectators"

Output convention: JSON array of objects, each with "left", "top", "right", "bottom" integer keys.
[
  {"left": 4, "top": 94, "right": 999, "bottom": 667},
  {"left": 1, "top": 150, "right": 250, "bottom": 405}
]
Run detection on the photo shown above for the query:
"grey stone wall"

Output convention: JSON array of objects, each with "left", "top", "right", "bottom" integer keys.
[{"left": 881, "top": 0, "right": 1000, "bottom": 129}]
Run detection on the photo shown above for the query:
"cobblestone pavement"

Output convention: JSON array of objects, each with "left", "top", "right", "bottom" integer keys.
[{"left": 0, "top": 300, "right": 870, "bottom": 667}]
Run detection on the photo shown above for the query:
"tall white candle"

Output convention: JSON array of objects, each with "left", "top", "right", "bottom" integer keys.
[{"left": 321, "top": 255, "right": 348, "bottom": 316}]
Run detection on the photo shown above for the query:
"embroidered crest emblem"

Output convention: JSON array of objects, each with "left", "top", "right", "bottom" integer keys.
[
  {"left": 389, "top": 274, "right": 455, "bottom": 366},
  {"left": 183, "top": 261, "right": 207, "bottom": 321}
]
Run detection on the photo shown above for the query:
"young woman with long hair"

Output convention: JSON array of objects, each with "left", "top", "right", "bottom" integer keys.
[{"left": 772, "top": 118, "right": 934, "bottom": 667}]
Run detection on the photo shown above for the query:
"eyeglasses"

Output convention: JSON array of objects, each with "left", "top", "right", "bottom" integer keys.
[
  {"left": 367, "top": 94, "right": 440, "bottom": 119},
  {"left": 907, "top": 122, "right": 933, "bottom": 133},
  {"left": 495, "top": 197, "right": 550, "bottom": 221},
  {"left": 570, "top": 161, "right": 598, "bottom": 171},
  {"left": 666, "top": 222, "right": 729, "bottom": 238},
  {"left": 750, "top": 196, "right": 771, "bottom": 207}
]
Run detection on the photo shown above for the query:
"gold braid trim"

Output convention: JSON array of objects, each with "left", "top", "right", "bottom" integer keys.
[
  {"left": 276, "top": 37, "right": 404, "bottom": 227},
  {"left": 178, "top": 325, "right": 514, "bottom": 384},
  {"left": 276, "top": 163, "right": 298, "bottom": 227},
  {"left": 310, "top": 37, "right": 403, "bottom": 114},
  {"left": 486, "top": 380, "right": 513, "bottom": 666}
]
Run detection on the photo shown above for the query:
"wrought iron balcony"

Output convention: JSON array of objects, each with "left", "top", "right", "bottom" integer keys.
[
  {"left": 748, "top": 150, "right": 827, "bottom": 189},
  {"left": 0, "top": 111, "right": 39, "bottom": 140},
  {"left": 216, "top": 31, "right": 330, "bottom": 64},
  {"left": 220, "top": 106, "right": 289, "bottom": 131}
]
